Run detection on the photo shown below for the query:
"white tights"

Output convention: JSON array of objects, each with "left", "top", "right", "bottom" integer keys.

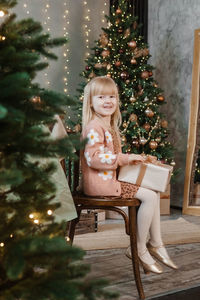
[{"left": 135, "top": 187, "right": 168, "bottom": 264}]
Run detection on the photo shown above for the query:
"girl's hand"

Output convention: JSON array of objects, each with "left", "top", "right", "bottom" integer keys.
[{"left": 128, "top": 154, "right": 146, "bottom": 165}]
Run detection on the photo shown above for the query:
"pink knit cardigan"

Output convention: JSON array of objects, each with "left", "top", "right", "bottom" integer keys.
[{"left": 81, "top": 117, "right": 129, "bottom": 197}]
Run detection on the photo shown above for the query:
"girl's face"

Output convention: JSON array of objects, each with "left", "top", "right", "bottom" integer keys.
[{"left": 91, "top": 94, "right": 117, "bottom": 117}]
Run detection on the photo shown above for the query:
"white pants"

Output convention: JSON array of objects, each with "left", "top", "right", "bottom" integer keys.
[{"left": 135, "top": 187, "right": 162, "bottom": 254}]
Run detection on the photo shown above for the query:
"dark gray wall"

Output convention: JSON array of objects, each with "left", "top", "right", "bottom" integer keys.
[{"left": 148, "top": 0, "right": 200, "bottom": 207}]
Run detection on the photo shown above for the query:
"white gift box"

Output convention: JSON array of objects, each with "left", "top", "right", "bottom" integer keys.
[{"left": 118, "top": 162, "right": 173, "bottom": 193}]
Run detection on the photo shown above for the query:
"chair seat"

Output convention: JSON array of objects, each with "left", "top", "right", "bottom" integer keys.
[{"left": 73, "top": 193, "right": 140, "bottom": 207}]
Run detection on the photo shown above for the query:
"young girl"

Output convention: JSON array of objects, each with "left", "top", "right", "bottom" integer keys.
[{"left": 81, "top": 76, "right": 178, "bottom": 274}]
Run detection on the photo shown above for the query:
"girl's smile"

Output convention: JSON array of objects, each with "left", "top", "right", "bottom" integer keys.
[{"left": 92, "top": 95, "right": 117, "bottom": 117}]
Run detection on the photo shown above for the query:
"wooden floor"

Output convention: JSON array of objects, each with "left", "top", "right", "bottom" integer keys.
[{"left": 83, "top": 210, "right": 200, "bottom": 300}]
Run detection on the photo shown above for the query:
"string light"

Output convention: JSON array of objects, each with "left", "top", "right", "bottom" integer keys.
[
  {"left": 83, "top": 1, "right": 91, "bottom": 59},
  {"left": 47, "top": 209, "right": 53, "bottom": 215},
  {"left": 0, "top": 10, "right": 5, "bottom": 17},
  {"left": 65, "top": 236, "right": 70, "bottom": 242},
  {"left": 23, "top": 3, "right": 29, "bottom": 15},
  {"left": 29, "top": 213, "right": 34, "bottom": 219},
  {"left": 34, "top": 219, "right": 39, "bottom": 224},
  {"left": 42, "top": 1, "right": 51, "bottom": 87},
  {"left": 101, "top": 1, "right": 107, "bottom": 24},
  {"left": 0, "top": 242, "right": 4, "bottom": 247},
  {"left": 63, "top": 1, "right": 70, "bottom": 96}
]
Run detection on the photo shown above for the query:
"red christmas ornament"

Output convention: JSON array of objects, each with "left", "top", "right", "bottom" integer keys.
[
  {"left": 119, "top": 49, "right": 124, "bottom": 54},
  {"left": 128, "top": 40, "right": 137, "bottom": 48},
  {"left": 141, "top": 71, "right": 149, "bottom": 79},
  {"left": 85, "top": 66, "right": 90, "bottom": 71},
  {"left": 115, "top": 61, "right": 121, "bottom": 67},
  {"left": 149, "top": 71, "right": 153, "bottom": 76}
]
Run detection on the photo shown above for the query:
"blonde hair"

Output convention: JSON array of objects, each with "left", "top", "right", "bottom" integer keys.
[{"left": 82, "top": 76, "right": 122, "bottom": 135}]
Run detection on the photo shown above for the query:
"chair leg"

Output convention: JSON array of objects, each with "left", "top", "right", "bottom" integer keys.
[
  {"left": 68, "top": 208, "right": 81, "bottom": 245},
  {"left": 129, "top": 206, "right": 145, "bottom": 300}
]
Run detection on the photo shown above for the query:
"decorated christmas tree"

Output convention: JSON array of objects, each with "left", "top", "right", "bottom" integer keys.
[
  {"left": 0, "top": 1, "right": 117, "bottom": 299},
  {"left": 75, "top": 0, "right": 175, "bottom": 167}
]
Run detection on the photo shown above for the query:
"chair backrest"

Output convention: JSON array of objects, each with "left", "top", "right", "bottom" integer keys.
[{"left": 61, "top": 151, "right": 80, "bottom": 194}]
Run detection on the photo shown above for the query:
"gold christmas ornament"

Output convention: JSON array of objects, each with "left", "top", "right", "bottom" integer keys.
[
  {"left": 131, "top": 58, "right": 137, "bottom": 64},
  {"left": 118, "top": 27, "right": 123, "bottom": 33},
  {"left": 116, "top": 8, "right": 122, "bottom": 14},
  {"left": 115, "top": 19, "right": 120, "bottom": 25},
  {"left": 157, "top": 95, "right": 165, "bottom": 102},
  {"left": 101, "top": 50, "right": 110, "bottom": 57},
  {"left": 161, "top": 120, "right": 168, "bottom": 128},
  {"left": 145, "top": 108, "right": 154, "bottom": 117},
  {"left": 129, "top": 113, "right": 138, "bottom": 122},
  {"left": 99, "top": 33, "right": 108, "bottom": 47},
  {"left": 115, "top": 60, "right": 121, "bottom": 67},
  {"left": 124, "top": 28, "right": 130, "bottom": 38},
  {"left": 139, "top": 137, "right": 147, "bottom": 145},
  {"left": 149, "top": 140, "right": 158, "bottom": 150},
  {"left": 94, "top": 63, "right": 102, "bottom": 69},
  {"left": 130, "top": 95, "right": 136, "bottom": 103},
  {"left": 143, "top": 123, "right": 151, "bottom": 131},
  {"left": 153, "top": 82, "right": 158, "bottom": 88},
  {"left": 141, "top": 71, "right": 149, "bottom": 79},
  {"left": 128, "top": 40, "right": 137, "bottom": 48},
  {"left": 122, "top": 121, "right": 128, "bottom": 128},
  {"left": 106, "top": 64, "right": 111, "bottom": 70}
]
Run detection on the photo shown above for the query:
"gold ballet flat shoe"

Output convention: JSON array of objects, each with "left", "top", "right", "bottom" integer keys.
[
  {"left": 125, "top": 246, "right": 163, "bottom": 275},
  {"left": 139, "top": 257, "right": 163, "bottom": 275},
  {"left": 147, "top": 242, "right": 178, "bottom": 270}
]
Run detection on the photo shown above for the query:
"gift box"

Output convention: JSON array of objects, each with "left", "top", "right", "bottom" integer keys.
[{"left": 118, "top": 162, "right": 173, "bottom": 193}]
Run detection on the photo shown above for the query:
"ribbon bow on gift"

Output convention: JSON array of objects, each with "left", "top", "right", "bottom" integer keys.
[{"left": 136, "top": 155, "right": 172, "bottom": 186}]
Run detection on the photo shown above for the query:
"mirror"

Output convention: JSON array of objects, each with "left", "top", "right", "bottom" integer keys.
[{"left": 183, "top": 28, "right": 200, "bottom": 215}]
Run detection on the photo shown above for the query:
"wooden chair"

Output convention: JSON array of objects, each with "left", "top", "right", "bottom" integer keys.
[{"left": 62, "top": 154, "right": 145, "bottom": 300}]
